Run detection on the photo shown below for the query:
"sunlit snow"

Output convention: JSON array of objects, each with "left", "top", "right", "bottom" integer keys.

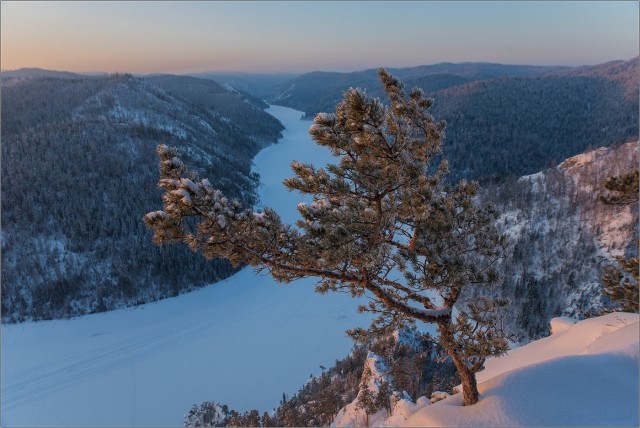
[{"left": 333, "top": 312, "right": 639, "bottom": 427}]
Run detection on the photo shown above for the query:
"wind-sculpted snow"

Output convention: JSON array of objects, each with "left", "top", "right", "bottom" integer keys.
[
  {"left": 333, "top": 313, "right": 639, "bottom": 427},
  {"left": 1, "top": 105, "right": 369, "bottom": 427}
]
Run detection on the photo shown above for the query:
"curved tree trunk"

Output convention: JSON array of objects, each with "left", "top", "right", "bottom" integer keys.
[
  {"left": 438, "top": 321, "right": 480, "bottom": 406},
  {"left": 449, "top": 350, "right": 479, "bottom": 406}
]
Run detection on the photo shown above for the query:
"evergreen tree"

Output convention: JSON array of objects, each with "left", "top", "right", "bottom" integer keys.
[
  {"left": 244, "top": 409, "right": 261, "bottom": 427},
  {"left": 184, "top": 404, "right": 200, "bottom": 427},
  {"left": 183, "top": 401, "right": 228, "bottom": 427},
  {"left": 225, "top": 410, "right": 241, "bottom": 427},
  {"left": 376, "top": 380, "right": 393, "bottom": 415},
  {"left": 278, "top": 400, "right": 300, "bottom": 427},
  {"left": 599, "top": 169, "right": 639, "bottom": 314},
  {"left": 261, "top": 411, "right": 273, "bottom": 427},
  {"left": 355, "top": 366, "right": 377, "bottom": 427},
  {"left": 599, "top": 169, "right": 639, "bottom": 206},
  {"left": 601, "top": 256, "right": 639, "bottom": 313},
  {"left": 145, "top": 69, "right": 509, "bottom": 405}
]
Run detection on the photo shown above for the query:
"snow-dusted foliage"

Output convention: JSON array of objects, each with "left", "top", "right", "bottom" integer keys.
[
  {"left": 333, "top": 352, "right": 411, "bottom": 427},
  {"left": 146, "top": 69, "right": 511, "bottom": 406},
  {"left": 184, "top": 327, "right": 457, "bottom": 427},
  {"left": 598, "top": 168, "right": 639, "bottom": 314},
  {"left": 184, "top": 401, "right": 229, "bottom": 427},
  {"left": 601, "top": 255, "right": 639, "bottom": 314}
]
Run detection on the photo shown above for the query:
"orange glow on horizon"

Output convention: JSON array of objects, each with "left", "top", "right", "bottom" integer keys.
[{"left": 2, "top": 1, "right": 638, "bottom": 74}]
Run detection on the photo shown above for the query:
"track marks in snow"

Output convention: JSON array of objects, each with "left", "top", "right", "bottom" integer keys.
[
  {"left": 2, "top": 106, "right": 368, "bottom": 426},
  {"left": 3, "top": 283, "right": 270, "bottom": 409}
]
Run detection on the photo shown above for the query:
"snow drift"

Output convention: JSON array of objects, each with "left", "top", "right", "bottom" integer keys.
[{"left": 333, "top": 312, "right": 639, "bottom": 427}]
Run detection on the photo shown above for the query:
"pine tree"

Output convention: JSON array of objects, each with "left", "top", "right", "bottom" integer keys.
[
  {"left": 145, "top": 69, "right": 509, "bottom": 406},
  {"left": 599, "top": 169, "right": 639, "bottom": 314},
  {"left": 261, "top": 411, "right": 273, "bottom": 427},
  {"left": 278, "top": 400, "right": 300, "bottom": 427},
  {"left": 601, "top": 256, "right": 639, "bottom": 313},
  {"left": 355, "top": 366, "right": 377, "bottom": 427},
  {"left": 599, "top": 169, "right": 639, "bottom": 206},
  {"left": 226, "top": 411, "right": 241, "bottom": 427},
  {"left": 183, "top": 401, "right": 228, "bottom": 427},
  {"left": 244, "top": 409, "right": 261, "bottom": 427},
  {"left": 376, "top": 380, "right": 393, "bottom": 415}
]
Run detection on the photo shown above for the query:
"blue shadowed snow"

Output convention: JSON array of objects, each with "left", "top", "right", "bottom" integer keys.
[{"left": 1, "top": 106, "right": 369, "bottom": 427}]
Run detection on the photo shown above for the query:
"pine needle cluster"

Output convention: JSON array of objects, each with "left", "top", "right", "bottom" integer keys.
[{"left": 145, "top": 69, "right": 509, "bottom": 405}]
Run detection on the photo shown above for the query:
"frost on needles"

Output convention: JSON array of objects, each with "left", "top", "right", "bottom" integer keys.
[{"left": 145, "top": 69, "right": 510, "bottom": 406}]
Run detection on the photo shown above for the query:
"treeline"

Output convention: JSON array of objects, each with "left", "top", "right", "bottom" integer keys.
[
  {"left": 269, "top": 58, "right": 639, "bottom": 183},
  {"left": 184, "top": 330, "right": 458, "bottom": 427},
  {"left": 432, "top": 74, "right": 638, "bottom": 182},
  {"left": 1, "top": 73, "right": 283, "bottom": 322}
]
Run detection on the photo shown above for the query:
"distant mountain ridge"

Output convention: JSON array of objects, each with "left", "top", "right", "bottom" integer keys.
[
  {"left": 389, "top": 61, "right": 570, "bottom": 79},
  {"left": 268, "top": 61, "right": 574, "bottom": 116},
  {"left": 268, "top": 57, "right": 639, "bottom": 182},
  {"left": 551, "top": 56, "right": 639, "bottom": 100},
  {"left": 1, "top": 67, "right": 92, "bottom": 80},
  {"left": 188, "top": 71, "right": 300, "bottom": 100}
]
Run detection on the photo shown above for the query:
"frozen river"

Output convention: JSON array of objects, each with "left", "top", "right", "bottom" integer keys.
[{"left": 1, "top": 105, "right": 368, "bottom": 426}]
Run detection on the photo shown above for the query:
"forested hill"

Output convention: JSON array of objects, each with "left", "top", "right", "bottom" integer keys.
[
  {"left": 145, "top": 74, "right": 283, "bottom": 147},
  {"left": 473, "top": 141, "right": 639, "bottom": 341},
  {"left": 269, "top": 57, "right": 639, "bottom": 182},
  {"left": 268, "top": 62, "right": 567, "bottom": 118},
  {"left": 0, "top": 67, "right": 87, "bottom": 80},
  {"left": 1, "top": 72, "right": 283, "bottom": 322}
]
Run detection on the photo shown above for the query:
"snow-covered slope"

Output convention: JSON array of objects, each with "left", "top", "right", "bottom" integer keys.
[
  {"left": 1, "top": 106, "right": 369, "bottom": 427},
  {"left": 333, "top": 312, "right": 639, "bottom": 427},
  {"left": 472, "top": 142, "right": 639, "bottom": 340}
]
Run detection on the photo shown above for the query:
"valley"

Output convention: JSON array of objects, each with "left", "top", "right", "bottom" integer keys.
[
  {"left": 1, "top": 105, "right": 371, "bottom": 426},
  {"left": 1, "top": 59, "right": 638, "bottom": 427},
  {"left": 3, "top": 2, "right": 638, "bottom": 426}
]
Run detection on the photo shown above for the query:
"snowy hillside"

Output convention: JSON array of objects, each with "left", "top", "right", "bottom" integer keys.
[
  {"left": 1, "top": 73, "right": 283, "bottom": 322},
  {"left": 1, "top": 106, "right": 369, "bottom": 427},
  {"left": 333, "top": 312, "right": 639, "bottom": 427},
  {"left": 472, "top": 142, "right": 639, "bottom": 340}
]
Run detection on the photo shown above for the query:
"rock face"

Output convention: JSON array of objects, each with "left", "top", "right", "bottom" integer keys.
[{"left": 473, "top": 142, "right": 638, "bottom": 341}]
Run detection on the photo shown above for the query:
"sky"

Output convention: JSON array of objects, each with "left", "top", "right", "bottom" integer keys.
[{"left": 1, "top": 1, "right": 638, "bottom": 74}]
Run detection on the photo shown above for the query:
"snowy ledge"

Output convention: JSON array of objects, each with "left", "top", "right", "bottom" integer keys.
[{"left": 333, "top": 312, "right": 639, "bottom": 427}]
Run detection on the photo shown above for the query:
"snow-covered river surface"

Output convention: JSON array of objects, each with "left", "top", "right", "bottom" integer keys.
[{"left": 1, "top": 106, "right": 369, "bottom": 427}]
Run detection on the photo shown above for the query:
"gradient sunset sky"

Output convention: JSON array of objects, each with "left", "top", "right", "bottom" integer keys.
[{"left": 1, "top": 1, "right": 638, "bottom": 74}]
